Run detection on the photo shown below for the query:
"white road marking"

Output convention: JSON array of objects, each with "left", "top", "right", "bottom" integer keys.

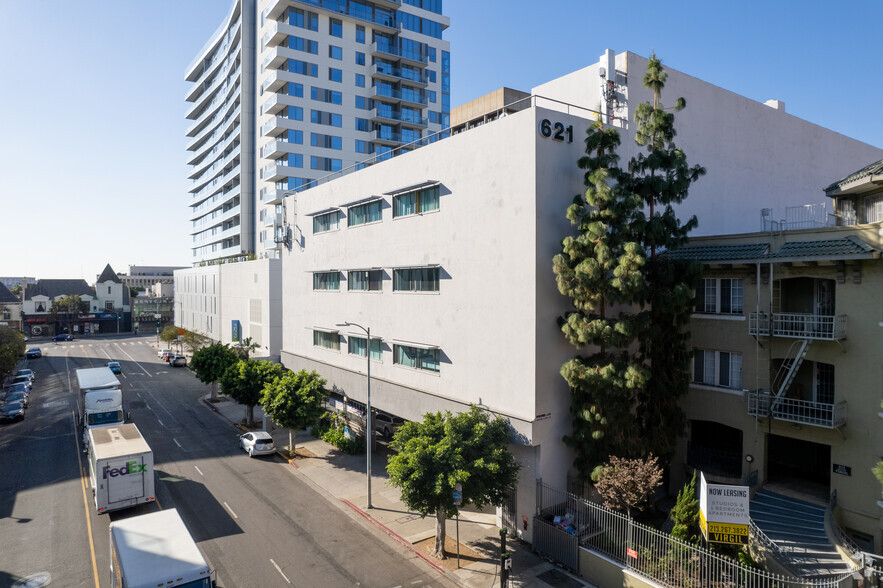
[
  {"left": 156, "top": 419, "right": 164, "bottom": 428},
  {"left": 173, "top": 438, "right": 182, "bottom": 448},
  {"left": 270, "top": 560, "right": 291, "bottom": 584},
  {"left": 112, "top": 344, "right": 153, "bottom": 378},
  {"left": 223, "top": 502, "right": 238, "bottom": 519},
  {"left": 137, "top": 392, "right": 142, "bottom": 398},
  {"left": 194, "top": 466, "right": 204, "bottom": 476}
]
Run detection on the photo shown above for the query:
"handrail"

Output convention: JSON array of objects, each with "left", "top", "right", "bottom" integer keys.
[
  {"left": 748, "top": 518, "right": 802, "bottom": 577},
  {"left": 828, "top": 490, "right": 862, "bottom": 569}
]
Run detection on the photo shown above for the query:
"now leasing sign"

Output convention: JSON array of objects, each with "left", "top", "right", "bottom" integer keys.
[{"left": 699, "top": 472, "right": 749, "bottom": 545}]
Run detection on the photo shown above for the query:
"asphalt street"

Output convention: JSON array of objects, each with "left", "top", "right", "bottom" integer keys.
[{"left": 0, "top": 334, "right": 452, "bottom": 588}]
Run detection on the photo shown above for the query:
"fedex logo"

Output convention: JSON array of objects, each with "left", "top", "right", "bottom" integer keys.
[{"left": 103, "top": 461, "right": 146, "bottom": 479}]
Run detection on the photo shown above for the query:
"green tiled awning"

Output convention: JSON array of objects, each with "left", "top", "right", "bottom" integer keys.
[{"left": 661, "top": 243, "right": 769, "bottom": 263}]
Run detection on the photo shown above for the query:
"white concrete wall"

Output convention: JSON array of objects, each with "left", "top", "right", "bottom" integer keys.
[
  {"left": 174, "top": 266, "right": 222, "bottom": 341},
  {"left": 533, "top": 51, "right": 883, "bottom": 237}
]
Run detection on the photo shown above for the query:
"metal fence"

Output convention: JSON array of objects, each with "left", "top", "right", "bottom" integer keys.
[{"left": 535, "top": 481, "right": 854, "bottom": 588}]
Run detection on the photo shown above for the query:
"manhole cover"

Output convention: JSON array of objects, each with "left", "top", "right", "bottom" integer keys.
[{"left": 13, "top": 572, "right": 52, "bottom": 587}]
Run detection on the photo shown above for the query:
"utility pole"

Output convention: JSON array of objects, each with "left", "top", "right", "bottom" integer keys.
[{"left": 500, "top": 527, "right": 511, "bottom": 587}]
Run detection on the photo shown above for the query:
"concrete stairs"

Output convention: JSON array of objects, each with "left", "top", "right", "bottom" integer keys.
[{"left": 750, "top": 489, "right": 854, "bottom": 578}]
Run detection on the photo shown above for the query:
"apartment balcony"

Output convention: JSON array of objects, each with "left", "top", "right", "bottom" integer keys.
[
  {"left": 263, "top": 212, "right": 282, "bottom": 228},
  {"left": 262, "top": 71, "right": 286, "bottom": 93},
  {"left": 262, "top": 46, "right": 289, "bottom": 72},
  {"left": 370, "top": 63, "right": 428, "bottom": 87},
  {"left": 261, "top": 116, "right": 300, "bottom": 138},
  {"left": 261, "top": 139, "right": 290, "bottom": 159},
  {"left": 261, "top": 22, "right": 286, "bottom": 48},
  {"left": 370, "top": 108, "right": 428, "bottom": 128},
  {"left": 748, "top": 390, "right": 846, "bottom": 428},
  {"left": 748, "top": 312, "right": 847, "bottom": 340},
  {"left": 262, "top": 0, "right": 287, "bottom": 22},
  {"left": 261, "top": 189, "right": 283, "bottom": 205},
  {"left": 263, "top": 238, "right": 282, "bottom": 251},
  {"left": 370, "top": 42, "right": 427, "bottom": 66},
  {"left": 372, "top": 86, "right": 427, "bottom": 107},
  {"left": 373, "top": 129, "right": 404, "bottom": 146},
  {"left": 260, "top": 163, "right": 296, "bottom": 183}
]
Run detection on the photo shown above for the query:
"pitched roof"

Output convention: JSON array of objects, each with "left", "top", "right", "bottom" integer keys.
[
  {"left": 661, "top": 243, "right": 769, "bottom": 262},
  {"left": 25, "top": 279, "right": 94, "bottom": 300},
  {"left": 824, "top": 158, "right": 883, "bottom": 193},
  {"left": 0, "top": 282, "right": 18, "bottom": 304},
  {"left": 96, "top": 264, "right": 121, "bottom": 284},
  {"left": 661, "top": 236, "right": 877, "bottom": 264}
]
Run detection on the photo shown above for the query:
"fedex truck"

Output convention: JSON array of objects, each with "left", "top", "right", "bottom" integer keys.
[
  {"left": 87, "top": 423, "right": 155, "bottom": 513},
  {"left": 110, "top": 509, "right": 213, "bottom": 588},
  {"left": 76, "top": 366, "right": 124, "bottom": 430}
]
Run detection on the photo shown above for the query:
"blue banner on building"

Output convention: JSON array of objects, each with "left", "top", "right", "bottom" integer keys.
[{"left": 232, "top": 320, "right": 241, "bottom": 342}]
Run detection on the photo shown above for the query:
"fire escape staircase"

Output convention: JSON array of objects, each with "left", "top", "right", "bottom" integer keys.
[{"left": 768, "top": 338, "right": 812, "bottom": 415}]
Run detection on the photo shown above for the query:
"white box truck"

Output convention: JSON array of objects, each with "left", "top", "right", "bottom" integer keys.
[
  {"left": 88, "top": 423, "right": 155, "bottom": 513},
  {"left": 110, "top": 508, "right": 213, "bottom": 588},
  {"left": 76, "top": 366, "right": 124, "bottom": 430}
]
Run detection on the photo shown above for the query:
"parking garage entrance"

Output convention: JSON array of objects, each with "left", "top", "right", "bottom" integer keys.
[{"left": 767, "top": 435, "right": 830, "bottom": 496}]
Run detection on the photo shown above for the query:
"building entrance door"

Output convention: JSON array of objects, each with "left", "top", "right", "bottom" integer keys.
[{"left": 767, "top": 434, "right": 830, "bottom": 493}]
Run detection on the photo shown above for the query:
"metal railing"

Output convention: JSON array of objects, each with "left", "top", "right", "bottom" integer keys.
[
  {"left": 748, "top": 312, "right": 847, "bottom": 340},
  {"left": 535, "top": 481, "right": 854, "bottom": 587},
  {"left": 748, "top": 391, "right": 846, "bottom": 428},
  {"left": 828, "top": 490, "right": 863, "bottom": 566}
]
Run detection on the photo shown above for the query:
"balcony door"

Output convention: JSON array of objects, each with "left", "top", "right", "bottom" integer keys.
[{"left": 815, "top": 279, "right": 834, "bottom": 316}]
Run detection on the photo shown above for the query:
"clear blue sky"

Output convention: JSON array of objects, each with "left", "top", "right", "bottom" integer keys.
[{"left": 1, "top": 1, "right": 880, "bottom": 280}]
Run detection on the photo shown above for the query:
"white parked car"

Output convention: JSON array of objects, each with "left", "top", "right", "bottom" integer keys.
[
  {"left": 374, "top": 413, "right": 405, "bottom": 438},
  {"left": 157, "top": 349, "right": 172, "bottom": 359},
  {"left": 239, "top": 431, "right": 276, "bottom": 457}
]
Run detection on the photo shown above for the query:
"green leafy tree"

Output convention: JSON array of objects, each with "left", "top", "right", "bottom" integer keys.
[
  {"left": 48, "top": 295, "right": 87, "bottom": 336},
  {"left": 182, "top": 329, "right": 211, "bottom": 353},
  {"left": 594, "top": 455, "right": 663, "bottom": 518},
  {"left": 159, "top": 325, "right": 179, "bottom": 347},
  {"left": 260, "top": 369, "right": 328, "bottom": 456},
  {"left": 554, "top": 54, "right": 704, "bottom": 480},
  {"left": 387, "top": 405, "right": 520, "bottom": 560},
  {"left": 669, "top": 471, "right": 700, "bottom": 542},
  {"left": 9, "top": 284, "right": 22, "bottom": 299},
  {"left": 220, "top": 359, "right": 285, "bottom": 427},
  {"left": 0, "top": 327, "right": 26, "bottom": 382},
  {"left": 189, "top": 343, "right": 239, "bottom": 401},
  {"left": 234, "top": 336, "right": 260, "bottom": 359}
]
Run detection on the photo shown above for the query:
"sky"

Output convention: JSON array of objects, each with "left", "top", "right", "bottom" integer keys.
[{"left": 1, "top": 0, "right": 881, "bottom": 281}]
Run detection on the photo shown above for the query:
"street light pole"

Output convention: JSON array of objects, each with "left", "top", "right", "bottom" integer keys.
[{"left": 337, "top": 321, "right": 372, "bottom": 509}]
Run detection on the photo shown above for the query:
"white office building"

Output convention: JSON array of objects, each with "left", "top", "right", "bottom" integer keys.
[{"left": 276, "top": 50, "right": 882, "bottom": 540}]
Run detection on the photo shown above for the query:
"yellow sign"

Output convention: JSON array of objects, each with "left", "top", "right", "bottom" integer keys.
[{"left": 707, "top": 521, "right": 748, "bottom": 545}]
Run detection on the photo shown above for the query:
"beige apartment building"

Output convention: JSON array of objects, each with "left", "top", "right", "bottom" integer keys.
[{"left": 672, "top": 158, "right": 883, "bottom": 554}]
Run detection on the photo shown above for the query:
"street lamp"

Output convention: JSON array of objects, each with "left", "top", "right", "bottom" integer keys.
[{"left": 337, "top": 321, "right": 372, "bottom": 509}]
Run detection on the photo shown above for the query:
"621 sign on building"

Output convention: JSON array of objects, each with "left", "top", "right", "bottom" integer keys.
[{"left": 539, "top": 119, "right": 573, "bottom": 143}]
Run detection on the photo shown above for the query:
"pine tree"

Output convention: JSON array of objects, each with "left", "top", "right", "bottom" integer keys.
[
  {"left": 670, "top": 471, "right": 700, "bottom": 542},
  {"left": 554, "top": 54, "right": 704, "bottom": 480}
]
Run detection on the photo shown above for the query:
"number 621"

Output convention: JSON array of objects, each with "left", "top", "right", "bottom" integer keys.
[{"left": 539, "top": 119, "right": 573, "bottom": 143}]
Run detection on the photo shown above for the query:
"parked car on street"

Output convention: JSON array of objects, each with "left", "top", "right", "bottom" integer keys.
[
  {"left": 169, "top": 355, "right": 187, "bottom": 367},
  {"left": 374, "top": 413, "right": 405, "bottom": 438},
  {"left": 4, "top": 390, "right": 29, "bottom": 409},
  {"left": 0, "top": 400, "right": 25, "bottom": 422},
  {"left": 107, "top": 361, "right": 122, "bottom": 374},
  {"left": 157, "top": 349, "right": 171, "bottom": 359},
  {"left": 25, "top": 348, "right": 42, "bottom": 359},
  {"left": 52, "top": 334, "right": 74, "bottom": 342},
  {"left": 14, "top": 369, "right": 35, "bottom": 383},
  {"left": 3, "top": 382, "right": 30, "bottom": 397},
  {"left": 239, "top": 431, "right": 276, "bottom": 457},
  {"left": 9, "top": 375, "right": 32, "bottom": 390}
]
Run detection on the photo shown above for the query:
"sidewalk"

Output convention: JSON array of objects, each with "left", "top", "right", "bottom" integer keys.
[{"left": 203, "top": 394, "right": 594, "bottom": 588}]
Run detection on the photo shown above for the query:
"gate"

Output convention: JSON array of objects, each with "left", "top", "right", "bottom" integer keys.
[{"left": 533, "top": 517, "right": 578, "bottom": 571}]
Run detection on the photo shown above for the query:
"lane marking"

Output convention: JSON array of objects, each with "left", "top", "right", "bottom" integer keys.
[
  {"left": 223, "top": 502, "right": 238, "bottom": 519},
  {"left": 194, "top": 466, "right": 204, "bottom": 476},
  {"left": 111, "top": 343, "right": 153, "bottom": 378},
  {"left": 156, "top": 418, "right": 164, "bottom": 427},
  {"left": 72, "top": 411, "right": 100, "bottom": 587},
  {"left": 270, "top": 559, "right": 291, "bottom": 584},
  {"left": 173, "top": 438, "right": 182, "bottom": 449}
]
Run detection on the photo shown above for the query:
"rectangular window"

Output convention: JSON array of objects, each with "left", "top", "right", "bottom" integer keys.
[
  {"left": 355, "top": 95, "right": 368, "bottom": 110},
  {"left": 311, "top": 156, "right": 342, "bottom": 171},
  {"left": 310, "top": 133, "right": 342, "bottom": 150},
  {"left": 312, "top": 210, "right": 339, "bottom": 233},
  {"left": 865, "top": 194, "right": 883, "bottom": 223},
  {"left": 287, "top": 106, "right": 304, "bottom": 121},
  {"left": 287, "top": 129, "right": 303, "bottom": 144},
  {"left": 347, "top": 269, "right": 382, "bottom": 290},
  {"left": 289, "top": 59, "right": 318, "bottom": 77},
  {"left": 355, "top": 51, "right": 366, "bottom": 65},
  {"left": 428, "top": 90, "right": 436, "bottom": 104},
  {"left": 311, "top": 110, "right": 342, "bottom": 127},
  {"left": 695, "top": 278, "right": 743, "bottom": 314},
  {"left": 355, "top": 139, "right": 370, "bottom": 154},
  {"left": 290, "top": 8, "right": 318, "bottom": 31},
  {"left": 393, "top": 267, "right": 439, "bottom": 292},
  {"left": 355, "top": 73, "right": 366, "bottom": 88},
  {"left": 311, "top": 87, "right": 342, "bottom": 104},
  {"left": 290, "top": 36, "right": 318, "bottom": 54},
  {"left": 348, "top": 200, "right": 382, "bottom": 226},
  {"left": 287, "top": 153, "right": 303, "bottom": 167},
  {"left": 394, "top": 344, "right": 439, "bottom": 372},
  {"left": 349, "top": 336, "right": 382, "bottom": 360},
  {"left": 329, "top": 18, "right": 342, "bottom": 37},
  {"left": 393, "top": 186, "right": 439, "bottom": 217},
  {"left": 313, "top": 330, "right": 340, "bottom": 350},
  {"left": 329, "top": 45, "right": 342, "bottom": 60},
  {"left": 356, "top": 25, "right": 365, "bottom": 43},
  {"left": 329, "top": 68, "right": 342, "bottom": 82},
  {"left": 288, "top": 83, "right": 304, "bottom": 97},
  {"left": 355, "top": 117, "right": 370, "bottom": 132},
  {"left": 312, "top": 271, "right": 340, "bottom": 290},
  {"left": 427, "top": 69, "right": 436, "bottom": 83},
  {"left": 693, "top": 349, "right": 742, "bottom": 389}
]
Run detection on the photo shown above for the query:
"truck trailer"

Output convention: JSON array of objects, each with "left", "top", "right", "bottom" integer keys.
[
  {"left": 76, "top": 366, "right": 124, "bottom": 429},
  {"left": 109, "top": 508, "right": 213, "bottom": 588},
  {"left": 87, "top": 423, "right": 155, "bottom": 513}
]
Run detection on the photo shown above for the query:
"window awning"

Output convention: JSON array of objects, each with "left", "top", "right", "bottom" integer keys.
[
  {"left": 389, "top": 263, "right": 440, "bottom": 270},
  {"left": 347, "top": 332, "right": 383, "bottom": 340},
  {"left": 304, "top": 207, "right": 339, "bottom": 217},
  {"left": 391, "top": 339, "right": 438, "bottom": 350},
  {"left": 311, "top": 326, "right": 339, "bottom": 334},
  {"left": 338, "top": 195, "right": 382, "bottom": 208},
  {"left": 344, "top": 267, "right": 383, "bottom": 272},
  {"left": 307, "top": 269, "right": 339, "bottom": 274},
  {"left": 384, "top": 180, "right": 440, "bottom": 196}
]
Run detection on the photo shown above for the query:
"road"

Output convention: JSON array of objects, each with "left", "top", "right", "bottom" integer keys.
[{"left": 0, "top": 334, "right": 450, "bottom": 587}]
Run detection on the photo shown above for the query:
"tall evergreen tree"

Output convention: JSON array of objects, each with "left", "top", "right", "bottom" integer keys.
[{"left": 554, "top": 54, "right": 704, "bottom": 481}]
